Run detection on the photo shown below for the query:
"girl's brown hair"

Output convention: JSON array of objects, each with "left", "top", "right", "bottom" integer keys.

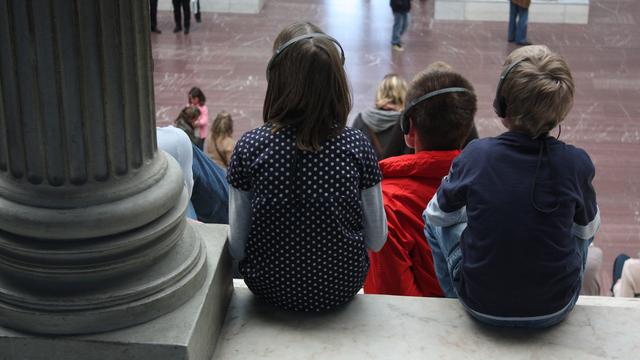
[
  {"left": 263, "top": 22, "right": 351, "bottom": 152},
  {"left": 189, "top": 87, "right": 206, "bottom": 105},
  {"left": 174, "top": 106, "right": 201, "bottom": 144},
  {"left": 210, "top": 111, "right": 233, "bottom": 139}
]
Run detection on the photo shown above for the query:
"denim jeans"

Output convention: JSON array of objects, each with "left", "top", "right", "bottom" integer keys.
[
  {"left": 392, "top": 11, "right": 409, "bottom": 45},
  {"left": 424, "top": 215, "right": 592, "bottom": 328},
  {"left": 508, "top": 2, "right": 528, "bottom": 43}
]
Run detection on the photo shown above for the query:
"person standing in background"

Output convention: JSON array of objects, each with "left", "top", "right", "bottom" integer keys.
[
  {"left": 390, "top": 0, "right": 411, "bottom": 52},
  {"left": 150, "top": 0, "right": 161, "bottom": 33},
  {"left": 172, "top": 0, "right": 191, "bottom": 34},
  {"left": 188, "top": 87, "right": 209, "bottom": 150},
  {"left": 509, "top": 0, "right": 531, "bottom": 45},
  {"left": 192, "top": 0, "right": 202, "bottom": 23}
]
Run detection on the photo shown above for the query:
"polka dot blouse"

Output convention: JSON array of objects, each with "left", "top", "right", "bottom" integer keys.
[{"left": 227, "top": 124, "right": 382, "bottom": 311}]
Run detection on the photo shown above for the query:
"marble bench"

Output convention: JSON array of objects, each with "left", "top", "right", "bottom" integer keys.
[
  {"left": 435, "top": 0, "right": 590, "bottom": 24},
  {"left": 213, "top": 288, "right": 639, "bottom": 359},
  {"left": 158, "top": 0, "right": 265, "bottom": 14}
]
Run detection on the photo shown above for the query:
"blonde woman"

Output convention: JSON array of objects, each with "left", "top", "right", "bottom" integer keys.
[
  {"left": 204, "top": 111, "right": 236, "bottom": 169},
  {"left": 352, "top": 73, "right": 409, "bottom": 159}
]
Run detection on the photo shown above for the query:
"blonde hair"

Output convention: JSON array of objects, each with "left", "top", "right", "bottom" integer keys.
[
  {"left": 210, "top": 111, "right": 233, "bottom": 140},
  {"left": 375, "top": 74, "right": 408, "bottom": 111},
  {"left": 501, "top": 45, "right": 575, "bottom": 138}
]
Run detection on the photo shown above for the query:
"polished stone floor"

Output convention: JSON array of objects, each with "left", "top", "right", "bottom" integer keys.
[{"left": 151, "top": 0, "right": 640, "bottom": 294}]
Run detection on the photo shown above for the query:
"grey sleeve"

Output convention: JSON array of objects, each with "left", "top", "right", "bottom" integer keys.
[
  {"left": 228, "top": 185, "right": 253, "bottom": 261},
  {"left": 361, "top": 183, "right": 388, "bottom": 252}
]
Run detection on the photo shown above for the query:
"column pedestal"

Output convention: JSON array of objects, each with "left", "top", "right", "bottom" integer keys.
[{"left": 0, "top": 224, "right": 233, "bottom": 360}]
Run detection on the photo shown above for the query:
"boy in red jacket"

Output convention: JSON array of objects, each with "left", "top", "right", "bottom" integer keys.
[{"left": 364, "top": 63, "right": 477, "bottom": 296}]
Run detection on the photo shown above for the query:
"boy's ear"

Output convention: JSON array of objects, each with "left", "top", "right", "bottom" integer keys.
[{"left": 404, "top": 117, "right": 417, "bottom": 149}]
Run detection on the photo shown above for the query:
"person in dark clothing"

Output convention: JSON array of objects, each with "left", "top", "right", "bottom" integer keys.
[
  {"left": 352, "top": 74, "right": 410, "bottom": 160},
  {"left": 424, "top": 45, "right": 599, "bottom": 328},
  {"left": 193, "top": 0, "right": 202, "bottom": 23},
  {"left": 390, "top": 0, "right": 411, "bottom": 51},
  {"left": 172, "top": 0, "right": 191, "bottom": 34},
  {"left": 149, "top": 0, "right": 161, "bottom": 33}
]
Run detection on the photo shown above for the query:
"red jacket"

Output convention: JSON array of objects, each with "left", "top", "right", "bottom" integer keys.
[{"left": 364, "top": 150, "right": 460, "bottom": 297}]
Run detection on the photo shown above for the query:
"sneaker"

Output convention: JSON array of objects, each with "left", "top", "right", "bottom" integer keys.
[
  {"left": 173, "top": 27, "right": 182, "bottom": 33},
  {"left": 516, "top": 40, "right": 532, "bottom": 46},
  {"left": 392, "top": 44, "right": 404, "bottom": 51},
  {"left": 184, "top": 28, "right": 190, "bottom": 35}
]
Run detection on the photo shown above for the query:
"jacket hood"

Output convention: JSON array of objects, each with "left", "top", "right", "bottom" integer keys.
[
  {"left": 379, "top": 150, "right": 461, "bottom": 180},
  {"left": 361, "top": 108, "right": 401, "bottom": 133}
]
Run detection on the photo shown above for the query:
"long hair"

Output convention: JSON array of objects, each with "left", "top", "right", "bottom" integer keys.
[
  {"left": 263, "top": 22, "right": 351, "bottom": 151},
  {"left": 375, "top": 74, "right": 408, "bottom": 111},
  {"left": 210, "top": 111, "right": 233, "bottom": 140}
]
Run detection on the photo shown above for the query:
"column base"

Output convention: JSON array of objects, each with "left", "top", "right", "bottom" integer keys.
[{"left": 0, "top": 223, "right": 232, "bottom": 360}]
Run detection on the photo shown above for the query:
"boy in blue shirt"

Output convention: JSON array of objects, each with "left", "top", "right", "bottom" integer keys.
[{"left": 424, "top": 45, "right": 600, "bottom": 328}]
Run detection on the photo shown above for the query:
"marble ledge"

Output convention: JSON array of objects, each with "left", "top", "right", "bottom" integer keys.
[
  {"left": 435, "top": 0, "right": 590, "bottom": 24},
  {"left": 213, "top": 288, "right": 640, "bottom": 359},
  {"left": 157, "top": 0, "right": 265, "bottom": 14}
]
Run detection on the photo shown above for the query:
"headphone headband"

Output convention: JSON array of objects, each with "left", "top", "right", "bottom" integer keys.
[
  {"left": 266, "top": 33, "right": 346, "bottom": 80},
  {"left": 400, "top": 87, "right": 472, "bottom": 135},
  {"left": 493, "top": 58, "right": 526, "bottom": 118}
]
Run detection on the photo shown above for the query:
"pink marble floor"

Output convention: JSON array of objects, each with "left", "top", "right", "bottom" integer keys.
[{"left": 151, "top": 0, "right": 640, "bottom": 294}]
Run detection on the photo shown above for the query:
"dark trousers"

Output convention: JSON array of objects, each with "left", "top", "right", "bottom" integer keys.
[
  {"left": 194, "top": 0, "right": 201, "bottom": 22},
  {"left": 172, "top": 0, "right": 190, "bottom": 30},
  {"left": 149, "top": 0, "right": 158, "bottom": 30}
]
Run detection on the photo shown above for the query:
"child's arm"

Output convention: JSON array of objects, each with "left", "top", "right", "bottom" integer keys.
[
  {"left": 425, "top": 156, "right": 471, "bottom": 227},
  {"left": 228, "top": 186, "right": 252, "bottom": 261},
  {"left": 572, "top": 151, "right": 600, "bottom": 240},
  {"left": 361, "top": 183, "right": 387, "bottom": 252}
]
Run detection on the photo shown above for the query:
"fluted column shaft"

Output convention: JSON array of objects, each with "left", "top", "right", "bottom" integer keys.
[{"left": 0, "top": 0, "right": 207, "bottom": 335}]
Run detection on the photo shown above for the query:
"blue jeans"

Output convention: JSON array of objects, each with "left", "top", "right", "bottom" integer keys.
[
  {"left": 424, "top": 215, "right": 592, "bottom": 328},
  {"left": 392, "top": 11, "right": 409, "bottom": 45},
  {"left": 508, "top": 2, "right": 528, "bottom": 43}
]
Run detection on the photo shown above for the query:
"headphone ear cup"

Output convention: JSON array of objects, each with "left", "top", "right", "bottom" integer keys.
[
  {"left": 498, "top": 96, "right": 507, "bottom": 118},
  {"left": 401, "top": 111, "right": 410, "bottom": 135}
]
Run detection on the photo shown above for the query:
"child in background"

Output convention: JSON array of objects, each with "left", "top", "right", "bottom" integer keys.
[
  {"left": 174, "top": 106, "right": 200, "bottom": 145},
  {"left": 352, "top": 73, "right": 409, "bottom": 160},
  {"left": 205, "top": 111, "right": 236, "bottom": 169},
  {"left": 390, "top": 0, "right": 411, "bottom": 51},
  {"left": 188, "top": 87, "right": 209, "bottom": 149},
  {"left": 424, "top": 45, "right": 599, "bottom": 328},
  {"left": 365, "top": 63, "right": 477, "bottom": 297},
  {"left": 227, "top": 22, "right": 387, "bottom": 312}
]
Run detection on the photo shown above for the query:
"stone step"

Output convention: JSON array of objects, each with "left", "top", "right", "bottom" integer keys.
[
  {"left": 213, "top": 287, "right": 639, "bottom": 359},
  {"left": 435, "top": 0, "right": 590, "bottom": 24}
]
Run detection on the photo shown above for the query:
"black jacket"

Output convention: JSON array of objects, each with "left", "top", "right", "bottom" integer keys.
[{"left": 390, "top": 0, "right": 411, "bottom": 12}]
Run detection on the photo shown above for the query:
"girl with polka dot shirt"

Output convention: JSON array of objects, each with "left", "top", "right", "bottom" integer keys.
[{"left": 227, "top": 22, "right": 388, "bottom": 312}]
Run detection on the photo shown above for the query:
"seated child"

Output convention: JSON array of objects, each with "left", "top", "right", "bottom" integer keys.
[
  {"left": 352, "top": 74, "right": 409, "bottom": 160},
  {"left": 205, "top": 111, "right": 236, "bottom": 169},
  {"left": 365, "top": 63, "right": 477, "bottom": 297},
  {"left": 174, "top": 106, "right": 201, "bottom": 145},
  {"left": 424, "top": 45, "right": 600, "bottom": 328},
  {"left": 612, "top": 252, "right": 640, "bottom": 298},
  {"left": 227, "top": 22, "right": 387, "bottom": 311}
]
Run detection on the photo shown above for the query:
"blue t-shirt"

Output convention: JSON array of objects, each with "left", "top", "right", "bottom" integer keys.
[
  {"left": 432, "top": 131, "right": 599, "bottom": 317},
  {"left": 227, "top": 124, "right": 381, "bottom": 311}
]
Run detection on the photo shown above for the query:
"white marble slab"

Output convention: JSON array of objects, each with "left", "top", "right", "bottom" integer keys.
[
  {"left": 435, "top": 0, "right": 590, "bottom": 24},
  {"left": 158, "top": 0, "right": 265, "bottom": 14},
  {"left": 213, "top": 288, "right": 640, "bottom": 359}
]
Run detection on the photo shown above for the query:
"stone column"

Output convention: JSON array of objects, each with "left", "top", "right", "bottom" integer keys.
[{"left": 0, "top": 0, "right": 207, "bottom": 334}]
